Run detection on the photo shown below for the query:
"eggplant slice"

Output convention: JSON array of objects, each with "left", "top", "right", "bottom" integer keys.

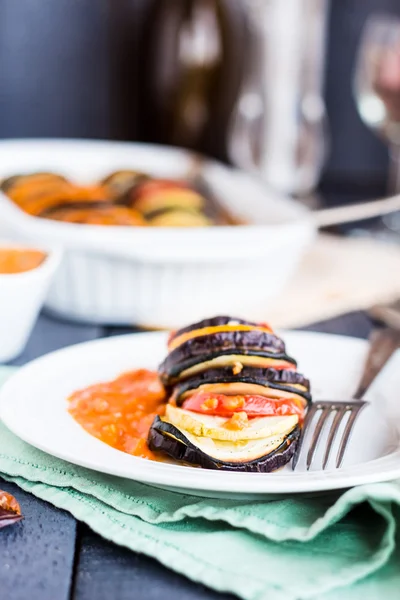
[
  {"left": 171, "top": 366, "right": 311, "bottom": 406},
  {"left": 160, "top": 349, "right": 297, "bottom": 385},
  {"left": 38, "top": 200, "right": 115, "bottom": 218},
  {"left": 148, "top": 417, "right": 300, "bottom": 472},
  {"left": 161, "top": 330, "right": 287, "bottom": 376},
  {"left": 100, "top": 171, "right": 149, "bottom": 201},
  {"left": 0, "top": 172, "right": 67, "bottom": 192},
  {"left": 169, "top": 315, "right": 269, "bottom": 342}
]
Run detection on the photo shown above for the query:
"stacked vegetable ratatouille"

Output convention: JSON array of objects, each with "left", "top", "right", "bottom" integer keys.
[{"left": 148, "top": 316, "right": 311, "bottom": 472}]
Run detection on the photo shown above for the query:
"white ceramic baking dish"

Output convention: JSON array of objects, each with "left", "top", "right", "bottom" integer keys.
[{"left": 0, "top": 139, "right": 315, "bottom": 327}]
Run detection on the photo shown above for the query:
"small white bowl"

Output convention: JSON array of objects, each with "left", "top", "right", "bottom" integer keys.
[{"left": 0, "top": 243, "right": 62, "bottom": 362}]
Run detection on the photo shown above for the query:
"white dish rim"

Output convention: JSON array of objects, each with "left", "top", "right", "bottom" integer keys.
[{"left": 0, "top": 138, "right": 315, "bottom": 263}]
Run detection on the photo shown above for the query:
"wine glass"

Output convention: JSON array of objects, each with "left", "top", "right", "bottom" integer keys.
[{"left": 354, "top": 13, "right": 400, "bottom": 202}]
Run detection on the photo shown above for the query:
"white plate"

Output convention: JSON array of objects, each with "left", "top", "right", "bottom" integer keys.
[{"left": 1, "top": 331, "right": 400, "bottom": 497}]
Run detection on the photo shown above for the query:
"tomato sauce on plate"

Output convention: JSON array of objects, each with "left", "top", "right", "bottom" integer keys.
[
  {"left": 68, "top": 369, "right": 166, "bottom": 460},
  {"left": 0, "top": 248, "right": 46, "bottom": 274}
]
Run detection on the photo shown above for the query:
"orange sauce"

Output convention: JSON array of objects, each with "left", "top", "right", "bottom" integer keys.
[
  {"left": 68, "top": 369, "right": 166, "bottom": 460},
  {"left": 0, "top": 248, "right": 46, "bottom": 274}
]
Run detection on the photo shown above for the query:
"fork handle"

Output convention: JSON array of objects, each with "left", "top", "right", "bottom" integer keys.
[
  {"left": 313, "top": 194, "right": 400, "bottom": 228},
  {"left": 353, "top": 328, "right": 400, "bottom": 400}
]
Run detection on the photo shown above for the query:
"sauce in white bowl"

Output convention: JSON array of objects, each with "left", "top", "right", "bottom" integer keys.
[{"left": 0, "top": 243, "right": 62, "bottom": 362}]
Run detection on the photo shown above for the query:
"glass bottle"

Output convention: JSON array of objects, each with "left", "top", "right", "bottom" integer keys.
[
  {"left": 139, "top": 0, "right": 245, "bottom": 159},
  {"left": 229, "top": 0, "right": 330, "bottom": 196}
]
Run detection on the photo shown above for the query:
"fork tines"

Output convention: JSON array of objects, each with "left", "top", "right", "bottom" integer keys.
[{"left": 292, "top": 401, "right": 368, "bottom": 471}]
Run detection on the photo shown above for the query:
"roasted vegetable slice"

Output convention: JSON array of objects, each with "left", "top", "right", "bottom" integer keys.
[
  {"left": 148, "top": 417, "right": 299, "bottom": 471},
  {"left": 168, "top": 315, "right": 272, "bottom": 342},
  {"left": 132, "top": 182, "right": 204, "bottom": 214},
  {"left": 39, "top": 200, "right": 116, "bottom": 217},
  {"left": 0, "top": 490, "right": 23, "bottom": 529},
  {"left": 160, "top": 351, "right": 297, "bottom": 385},
  {"left": 8, "top": 181, "right": 111, "bottom": 216},
  {"left": 164, "top": 404, "right": 298, "bottom": 441},
  {"left": 182, "top": 392, "right": 305, "bottom": 419},
  {"left": 174, "top": 365, "right": 310, "bottom": 388},
  {"left": 147, "top": 209, "right": 212, "bottom": 227},
  {"left": 42, "top": 205, "right": 146, "bottom": 226},
  {"left": 161, "top": 331, "right": 287, "bottom": 379},
  {"left": 101, "top": 170, "right": 148, "bottom": 197},
  {"left": 172, "top": 366, "right": 311, "bottom": 406},
  {"left": 169, "top": 324, "right": 274, "bottom": 352},
  {"left": 0, "top": 172, "right": 67, "bottom": 193}
]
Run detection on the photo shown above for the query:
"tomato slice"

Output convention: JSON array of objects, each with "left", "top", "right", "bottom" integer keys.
[
  {"left": 136, "top": 180, "right": 187, "bottom": 197},
  {"left": 182, "top": 393, "right": 305, "bottom": 419}
]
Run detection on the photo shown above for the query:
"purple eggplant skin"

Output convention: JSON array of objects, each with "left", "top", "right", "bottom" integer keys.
[
  {"left": 159, "top": 349, "right": 297, "bottom": 385},
  {"left": 0, "top": 172, "right": 67, "bottom": 193},
  {"left": 169, "top": 328, "right": 283, "bottom": 356},
  {"left": 38, "top": 200, "right": 115, "bottom": 217},
  {"left": 175, "top": 365, "right": 310, "bottom": 389},
  {"left": 0, "top": 174, "right": 24, "bottom": 192},
  {"left": 172, "top": 366, "right": 311, "bottom": 406},
  {"left": 148, "top": 417, "right": 300, "bottom": 472},
  {"left": 161, "top": 330, "right": 286, "bottom": 375},
  {"left": 169, "top": 316, "right": 266, "bottom": 343},
  {"left": 164, "top": 362, "right": 305, "bottom": 389},
  {"left": 101, "top": 171, "right": 149, "bottom": 203},
  {"left": 0, "top": 512, "right": 23, "bottom": 529}
]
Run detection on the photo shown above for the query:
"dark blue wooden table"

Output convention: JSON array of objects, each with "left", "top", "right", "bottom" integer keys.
[{"left": 0, "top": 311, "right": 373, "bottom": 600}]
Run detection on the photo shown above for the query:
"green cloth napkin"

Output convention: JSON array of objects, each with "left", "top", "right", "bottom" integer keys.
[{"left": 1, "top": 367, "right": 400, "bottom": 600}]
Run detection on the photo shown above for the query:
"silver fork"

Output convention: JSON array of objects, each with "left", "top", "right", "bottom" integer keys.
[{"left": 292, "top": 327, "right": 400, "bottom": 471}]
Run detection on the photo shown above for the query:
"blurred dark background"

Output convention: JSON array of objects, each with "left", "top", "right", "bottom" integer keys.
[{"left": 0, "top": 0, "right": 400, "bottom": 200}]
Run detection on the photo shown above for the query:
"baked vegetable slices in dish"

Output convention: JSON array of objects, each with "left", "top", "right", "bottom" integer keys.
[
  {"left": 148, "top": 316, "right": 312, "bottom": 472},
  {"left": 1, "top": 171, "right": 231, "bottom": 227}
]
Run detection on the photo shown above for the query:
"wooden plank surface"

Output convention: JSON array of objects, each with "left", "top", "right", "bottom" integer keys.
[
  {"left": 72, "top": 526, "right": 235, "bottom": 600},
  {"left": 8, "top": 313, "right": 103, "bottom": 366},
  {"left": 0, "top": 481, "right": 77, "bottom": 600},
  {"left": 0, "top": 313, "right": 104, "bottom": 600}
]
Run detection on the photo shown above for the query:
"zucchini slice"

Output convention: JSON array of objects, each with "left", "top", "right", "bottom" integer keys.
[
  {"left": 148, "top": 417, "right": 300, "bottom": 472},
  {"left": 164, "top": 405, "right": 298, "bottom": 441}
]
